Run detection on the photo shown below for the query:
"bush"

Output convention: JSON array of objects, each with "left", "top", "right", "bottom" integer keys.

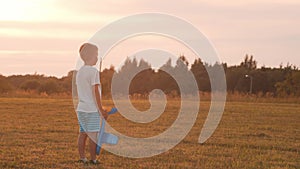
[
  {"left": 20, "top": 80, "right": 41, "bottom": 91},
  {"left": 0, "top": 75, "right": 13, "bottom": 93},
  {"left": 39, "top": 80, "right": 59, "bottom": 95}
]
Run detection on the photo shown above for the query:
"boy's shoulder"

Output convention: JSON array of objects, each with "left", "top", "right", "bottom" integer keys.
[{"left": 79, "top": 65, "right": 99, "bottom": 72}]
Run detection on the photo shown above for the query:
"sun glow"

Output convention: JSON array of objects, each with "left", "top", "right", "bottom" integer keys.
[{"left": 0, "top": 0, "right": 55, "bottom": 21}]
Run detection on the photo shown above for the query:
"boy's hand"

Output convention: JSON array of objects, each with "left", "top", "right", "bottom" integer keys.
[
  {"left": 103, "top": 110, "right": 108, "bottom": 120},
  {"left": 100, "top": 108, "right": 108, "bottom": 120}
]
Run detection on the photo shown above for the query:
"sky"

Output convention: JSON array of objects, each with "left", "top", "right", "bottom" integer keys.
[{"left": 0, "top": 0, "right": 299, "bottom": 77}]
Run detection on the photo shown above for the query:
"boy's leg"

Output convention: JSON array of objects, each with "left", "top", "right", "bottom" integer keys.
[
  {"left": 78, "top": 132, "right": 88, "bottom": 159},
  {"left": 88, "top": 132, "right": 97, "bottom": 161}
]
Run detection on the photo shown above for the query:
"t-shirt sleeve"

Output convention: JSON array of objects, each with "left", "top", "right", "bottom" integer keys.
[{"left": 91, "top": 69, "right": 100, "bottom": 85}]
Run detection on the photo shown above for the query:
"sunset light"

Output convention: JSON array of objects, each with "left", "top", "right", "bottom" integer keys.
[
  {"left": 0, "top": 1, "right": 299, "bottom": 168},
  {"left": 0, "top": 0, "right": 299, "bottom": 77},
  {"left": 0, "top": 0, "right": 45, "bottom": 21}
]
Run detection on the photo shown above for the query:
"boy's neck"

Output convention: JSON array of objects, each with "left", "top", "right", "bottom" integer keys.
[{"left": 84, "top": 62, "right": 94, "bottom": 66}]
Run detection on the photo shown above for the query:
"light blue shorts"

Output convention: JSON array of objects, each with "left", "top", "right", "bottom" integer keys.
[{"left": 77, "top": 111, "right": 100, "bottom": 132}]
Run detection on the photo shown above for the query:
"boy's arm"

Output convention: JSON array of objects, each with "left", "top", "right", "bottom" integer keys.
[{"left": 93, "top": 84, "right": 108, "bottom": 120}]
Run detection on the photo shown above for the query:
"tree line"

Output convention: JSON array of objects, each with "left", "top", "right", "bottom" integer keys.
[{"left": 0, "top": 54, "right": 299, "bottom": 97}]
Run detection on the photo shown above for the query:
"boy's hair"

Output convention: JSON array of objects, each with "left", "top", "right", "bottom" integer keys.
[{"left": 79, "top": 43, "right": 98, "bottom": 62}]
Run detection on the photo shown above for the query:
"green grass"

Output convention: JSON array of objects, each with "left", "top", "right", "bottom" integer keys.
[{"left": 0, "top": 98, "right": 299, "bottom": 168}]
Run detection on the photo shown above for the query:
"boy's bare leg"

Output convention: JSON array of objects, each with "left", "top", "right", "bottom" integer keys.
[
  {"left": 88, "top": 132, "right": 97, "bottom": 161},
  {"left": 78, "top": 132, "right": 88, "bottom": 159}
]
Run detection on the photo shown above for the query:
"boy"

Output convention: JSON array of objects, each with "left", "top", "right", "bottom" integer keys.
[{"left": 76, "top": 43, "right": 108, "bottom": 164}]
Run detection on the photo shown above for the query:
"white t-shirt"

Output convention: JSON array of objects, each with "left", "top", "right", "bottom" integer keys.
[{"left": 76, "top": 65, "right": 101, "bottom": 113}]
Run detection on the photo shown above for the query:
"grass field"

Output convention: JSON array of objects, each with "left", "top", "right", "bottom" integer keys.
[{"left": 0, "top": 97, "right": 299, "bottom": 169}]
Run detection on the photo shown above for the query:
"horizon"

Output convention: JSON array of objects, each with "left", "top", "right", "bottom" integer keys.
[{"left": 1, "top": 55, "right": 298, "bottom": 78}]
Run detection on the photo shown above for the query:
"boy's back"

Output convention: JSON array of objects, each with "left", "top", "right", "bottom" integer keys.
[{"left": 76, "top": 65, "right": 100, "bottom": 113}]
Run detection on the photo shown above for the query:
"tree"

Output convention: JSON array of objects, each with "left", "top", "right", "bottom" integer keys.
[
  {"left": 158, "top": 58, "right": 179, "bottom": 94},
  {"left": 240, "top": 54, "right": 257, "bottom": 70},
  {"left": 276, "top": 71, "right": 300, "bottom": 96},
  {"left": 39, "top": 79, "right": 59, "bottom": 94},
  {"left": 59, "top": 70, "right": 74, "bottom": 94},
  {"left": 0, "top": 75, "right": 13, "bottom": 93},
  {"left": 20, "top": 80, "right": 41, "bottom": 91},
  {"left": 101, "top": 66, "right": 115, "bottom": 97},
  {"left": 173, "top": 56, "right": 198, "bottom": 94},
  {"left": 190, "top": 58, "right": 210, "bottom": 91}
]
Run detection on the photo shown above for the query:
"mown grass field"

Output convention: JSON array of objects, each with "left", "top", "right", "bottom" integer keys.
[{"left": 0, "top": 97, "right": 299, "bottom": 169}]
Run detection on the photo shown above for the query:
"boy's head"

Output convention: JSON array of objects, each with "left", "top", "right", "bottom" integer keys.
[{"left": 79, "top": 43, "right": 98, "bottom": 65}]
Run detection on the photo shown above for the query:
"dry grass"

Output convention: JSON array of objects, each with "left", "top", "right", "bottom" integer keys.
[{"left": 0, "top": 98, "right": 299, "bottom": 168}]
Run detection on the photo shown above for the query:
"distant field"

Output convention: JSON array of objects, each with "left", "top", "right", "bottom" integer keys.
[{"left": 0, "top": 98, "right": 299, "bottom": 169}]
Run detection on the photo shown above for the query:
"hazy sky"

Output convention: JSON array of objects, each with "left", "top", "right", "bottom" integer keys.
[{"left": 0, "top": 0, "right": 299, "bottom": 77}]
